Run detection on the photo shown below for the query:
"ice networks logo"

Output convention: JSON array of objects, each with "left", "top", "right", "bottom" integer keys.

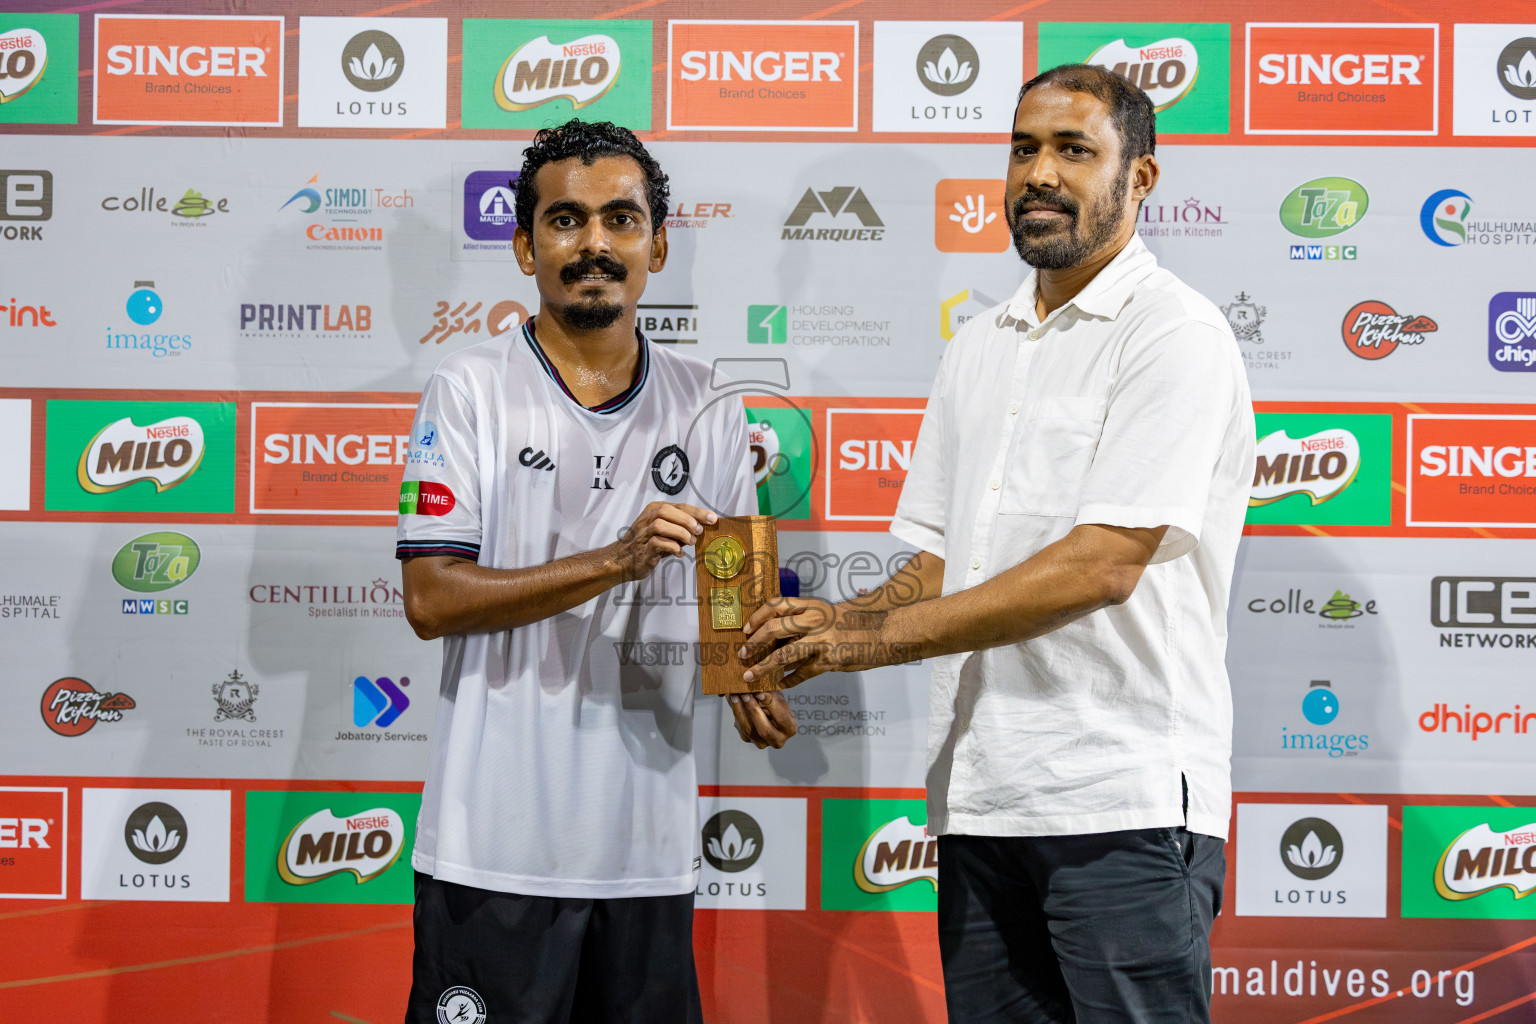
[{"left": 1281, "top": 680, "right": 1368, "bottom": 758}]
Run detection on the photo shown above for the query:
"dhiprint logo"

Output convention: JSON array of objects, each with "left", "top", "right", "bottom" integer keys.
[
  {"left": 125, "top": 801, "right": 186, "bottom": 865},
  {"left": 701, "top": 810, "right": 764, "bottom": 873},
  {"left": 1, "top": 296, "right": 55, "bottom": 329},
  {"left": 856, "top": 816, "right": 939, "bottom": 893},
  {"left": 277, "top": 807, "right": 406, "bottom": 885},
  {"left": 1421, "top": 189, "right": 1474, "bottom": 246},
  {"left": 40, "top": 677, "right": 136, "bottom": 737},
  {"left": 341, "top": 31, "right": 402, "bottom": 91},
  {"left": 1340, "top": 301, "right": 1436, "bottom": 360},
  {"left": 353, "top": 675, "right": 410, "bottom": 729},
  {"left": 1250, "top": 428, "right": 1360, "bottom": 506},
  {"left": 917, "top": 34, "right": 977, "bottom": 96},
  {"left": 1281, "top": 817, "right": 1343, "bottom": 880},
  {"left": 94, "top": 14, "right": 285, "bottom": 127},
  {"left": 782, "top": 186, "right": 884, "bottom": 241},
  {"left": 934, "top": 179, "right": 1007, "bottom": 253},
  {"left": 1489, "top": 293, "right": 1536, "bottom": 372}
]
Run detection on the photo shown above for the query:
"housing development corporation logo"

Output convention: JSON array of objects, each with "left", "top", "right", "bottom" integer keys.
[
  {"left": 1246, "top": 23, "right": 1438, "bottom": 135},
  {"left": 1407, "top": 414, "right": 1536, "bottom": 527},
  {"left": 1340, "top": 301, "right": 1436, "bottom": 360},
  {"left": 782, "top": 186, "right": 884, "bottom": 241},
  {"left": 94, "top": 14, "right": 284, "bottom": 126},
  {"left": 297, "top": 18, "right": 447, "bottom": 129},
  {"left": 669, "top": 21, "right": 857, "bottom": 131},
  {"left": 1280, "top": 177, "right": 1368, "bottom": 260},
  {"left": 871, "top": 21, "right": 1022, "bottom": 132},
  {"left": 462, "top": 19, "right": 651, "bottom": 129},
  {"left": 40, "top": 677, "right": 136, "bottom": 737},
  {"left": 1403, "top": 806, "right": 1536, "bottom": 919},
  {"left": 1038, "top": 23, "right": 1230, "bottom": 134},
  {"left": 1490, "top": 293, "right": 1536, "bottom": 371}
]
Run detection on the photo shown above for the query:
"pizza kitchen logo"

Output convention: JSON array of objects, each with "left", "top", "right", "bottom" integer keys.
[
  {"left": 1251, "top": 428, "right": 1360, "bottom": 506},
  {"left": 277, "top": 806, "right": 405, "bottom": 886},
  {"left": 1340, "top": 300, "right": 1436, "bottom": 360},
  {"left": 40, "top": 677, "right": 136, "bottom": 736},
  {"left": 77, "top": 415, "right": 205, "bottom": 494}
]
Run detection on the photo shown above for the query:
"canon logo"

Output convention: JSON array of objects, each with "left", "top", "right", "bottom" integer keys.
[
  {"left": 1256, "top": 52, "right": 1420, "bottom": 86},
  {"left": 0, "top": 817, "right": 49, "bottom": 848},
  {"left": 105, "top": 44, "right": 267, "bottom": 77},
  {"left": 1419, "top": 445, "right": 1536, "bottom": 478},
  {"left": 679, "top": 50, "right": 840, "bottom": 82}
]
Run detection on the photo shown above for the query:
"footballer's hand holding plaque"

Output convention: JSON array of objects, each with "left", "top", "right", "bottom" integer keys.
[{"left": 696, "top": 515, "right": 781, "bottom": 695}]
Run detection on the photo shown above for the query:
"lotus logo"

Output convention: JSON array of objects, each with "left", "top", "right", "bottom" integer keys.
[
  {"left": 0, "top": 28, "right": 47, "bottom": 103},
  {"left": 342, "top": 31, "right": 404, "bottom": 92},
  {"left": 277, "top": 807, "right": 405, "bottom": 885},
  {"left": 1435, "top": 822, "right": 1536, "bottom": 900},
  {"left": 702, "top": 810, "right": 763, "bottom": 872},
  {"left": 495, "top": 34, "right": 620, "bottom": 112},
  {"left": 1278, "top": 177, "right": 1369, "bottom": 238},
  {"left": 855, "top": 816, "right": 939, "bottom": 893},
  {"left": 916, "top": 35, "right": 978, "bottom": 96},
  {"left": 1420, "top": 189, "right": 1473, "bottom": 247},
  {"left": 1250, "top": 428, "right": 1360, "bottom": 507},
  {"left": 1280, "top": 817, "right": 1343, "bottom": 881},
  {"left": 125, "top": 801, "right": 187, "bottom": 865},
  {"left": 1498, "top": 38, "right": 1536, "bottom": 101}
]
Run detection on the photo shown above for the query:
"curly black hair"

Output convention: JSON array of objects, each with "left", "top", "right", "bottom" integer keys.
[
  {"left": 1017, "top": 64, "right": 1156, "bottom": 169},
  {"left": 512, "top": 119, "right": 670, "bottom": 236}
]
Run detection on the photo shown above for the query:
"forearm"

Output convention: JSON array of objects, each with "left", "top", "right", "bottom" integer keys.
[
  {"left": 845, "top": 550, "right": 946, "bottom": 613},
  {"left": 403, "top": 547, "right": 624, "bottom": 640}
]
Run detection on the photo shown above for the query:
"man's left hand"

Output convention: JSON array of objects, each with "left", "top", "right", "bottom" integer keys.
[
  {"left": 737, "top": 598, "right": 894, "bottom": 689},
  {"left": 727, "top": 691, "right": 797, "bottom": 749}
]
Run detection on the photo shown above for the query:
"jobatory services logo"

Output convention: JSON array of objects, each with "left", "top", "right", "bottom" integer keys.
[
  {"left": 79, "top": 788, "right": 231, "bottom": 901},
  {"left": 94, "top": 14, "right": 284, "bottom": 126},
  {"left": 0, "top": 14, "right": 79, "bottom": 124},
  {"left": 782, "top": 186, "right": 884, "bottom": 241},
  {"left": 0, "top": 786, "right": 67, "bottom": 899},
  {"left": 1490, "top": 293, "right": 1536, "bottom": 371},
  {"left": 1453, "top": 26, "right": 1536, "bottom": 136},
  {"left": 669, "top": 20, "right": 857, "bottom": 131},
  {"left": 1247, "top": 412, "right": 1392, "bottom": 526},
  {"left": 110, "top": 280, "right": 193, "bottom": 358},
  {"left": 826, "top": 407, "right": 925, "bottom": 523},
  {"left": 1407, "top": 414, "right": 1536, "bottom": 528},
  {"left": 0, "top": 168, "right": 52, "bottom": 242},
  {"left": 1280, "top": 177, "right": 1368, "bottom": 260},
  {"left": 872, "top": 21, "right": 1022, "bottom": 133},
  {"left": 461, "top": 19, "right": 651, "bottom": 129},
  {"left": 297, "top": 17, "right": 448, "bottom": 129},
  {"left": 1246, "top": 23, "right": 1438, "bottom": 135},
  {"left": 40, "top": 677, "right": 136, "bottom": 737},
  {"left": 1340, "top": 301, "right": 1436, "bottom": 360},
  {"left": 934, "top": 179, "right": 1008, "bottom": 252},
  {"left": 1039, "top": 22, "right": 1231, "bottom": 133},
  {"left": 250, "top": 402, "right": 415, "bottom": 517},
  {"left": 351, "top": 675, "right": 411, "bottom": 730},
  {"left": 821, "top": 799, "right": 937, "bottom": 911},
  {"left": 45, "top": 399, "right": 235, "bottom": 513},
  {"left": 1403, "top": 806, "right": 1536, "bottom": 919},
  {"left": 1235, "top": 804, "right": 1388, "bottom": 918},
  {"left": 245, "top": 791, "right": 418, "bottom": 904}
]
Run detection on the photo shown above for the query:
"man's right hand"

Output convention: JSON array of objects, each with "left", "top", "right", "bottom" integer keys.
[{"left": 608, "top": 501, "right": 718, "bottom": 581}]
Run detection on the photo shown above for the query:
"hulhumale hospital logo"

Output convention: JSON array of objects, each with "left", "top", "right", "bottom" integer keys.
[{"left": 1421, "top": 189, "right": 1474, "bottom": 246}]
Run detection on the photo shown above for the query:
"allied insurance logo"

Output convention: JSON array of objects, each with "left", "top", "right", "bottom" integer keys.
[
  {"left": 250, "top": 402, "right": 415, "bottom": 518},
  {"left": 1407, "top": 414, "right": 1536, "bottom": 528},
  {"left": 668, "top": 21, "right": 858, "bottom": 131},
  {"left": 94, "top": 14, "right": 284, "bottom": 127},
  {"left": 1246, "top": 23, "right": 1438, "bottom": 135},
  {"left": 461, "top": 19, "right": 651, "bottom": 129}
]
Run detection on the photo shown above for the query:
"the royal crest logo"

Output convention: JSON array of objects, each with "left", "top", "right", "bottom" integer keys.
[
  {"left": 1435, "top": 821, "right": 1536, "bottom": 900},
  {"left": 1340, "top": 301, "right": 1436, "bottom": 360},
  {"left": 495, "top": 33, "right": 619, "bottom": 111},
  {"left": 1086, "top": 36, "right": 1198, "bottom": 111},
  {"left": 1251, "top": 429, "right": 1361, "bottom": 507},
  {"left": 277, "top": 806, "right": 405, "bottom": 885},
  {"left": 212, "top": 669, "right": 258, "bottom": 723},
  {"left": 855, "top": 816, "right": 939, "bottom": 893},
  {"left": 40, "top": 677, "right": 136, "bottom": 737},
  {"left": 77, "top": 415, "right": 205, "bottom": 494},
  {"left": 1222, "top": 292, "right": 1267, "bottom": 344}
]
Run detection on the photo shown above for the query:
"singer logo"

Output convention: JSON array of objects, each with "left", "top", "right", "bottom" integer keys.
[
  {"left": 826, "top": 407, "right": 925, "bottom": 523},
  {"left": 251, "top": 403, "right": 415, "bottom": 518},
  {"left": 1250, "top": 428, "right": 1360, "bottom": 506},
  {"left": 668, "top": 21, "right": 858, "bottom": 131},
  {"left": 1408, "top": 414, "right": 1536, "bottom": 527},
  {"left": 1246, "top": 23, "right": 1438, "bottom": 135},
  {"left": 94, "top": 15, "right": 284, "bottom": 126},
  {"left": 0, "top": 787, "right": 67, "bottom": 898}
]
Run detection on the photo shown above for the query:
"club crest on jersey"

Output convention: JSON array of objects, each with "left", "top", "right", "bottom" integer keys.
[
  {"left": 651, "top": 444, "right": 690, "bottom": 496},
  {"left": 436, "top": 985, "right": 487, "bottom": 1024}
]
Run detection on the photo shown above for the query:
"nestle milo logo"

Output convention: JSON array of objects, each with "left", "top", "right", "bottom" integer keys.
[
  {"left": 1279, "top": 177, "right": 1369, "bottom": 238},
  {"left": 111, "top": 532, "right": 200, "bottom": 593}
]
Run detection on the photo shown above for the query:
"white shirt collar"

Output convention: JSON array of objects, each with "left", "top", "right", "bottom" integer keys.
[{"left": 1001, "top": 232, "right": 1160, "bottom": 329}]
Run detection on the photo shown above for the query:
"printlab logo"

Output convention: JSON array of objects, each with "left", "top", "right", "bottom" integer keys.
[
  {"left": 934, "top": 179, "right": 1008, "bottom": 253},
  {"left": 1280, "top": 177, "right": 1367, "bottom": 261},
  {"left": 1489, "top": 292, "right": 1536, "bottom": 372},
  {"left": 40, "top": 677, "right": 135, "bottom": 737},
  {"left": 1421, "top": 189, "right": 1473, "bottom": 246},
  {"left": 0, "top": 168, "right": 53, "bottom": 241},
  {"left": 354, "top": 675, "right": 410, "bottom": 728},
  {"left": 1222, "top": 292, "right": 1267, "bottom": 344},
  {"left": 782, "top": 186, "right": 884, "bottom": 241},
  {"left": 701, "top": 810, "right": 764, "bottom": 872},
  {"left": 917, "top": 34, "right": 978, "bottom": 95},
  {"left": 1340, "top": 301, "right": 1436, "bottom": 360},
  {"left": 212, "top": 669, "right": 257, "bottom": 723},
  {"left": 1281, "top": 817, "right": 1343, "bottom": 880},
  {"left": 342, "top": 31, "right": 403, "bottom": 91},
  {"left": 125, "top": 801, "right": 185, "bottom": 865},
  {"left": 419, "top": 299, "right": 528, "bottom": 345},
  {"left": 463, "top": 171, "right": 518, "bottom": 241}
]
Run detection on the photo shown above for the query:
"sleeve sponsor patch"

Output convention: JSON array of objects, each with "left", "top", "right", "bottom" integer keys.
[{"left": 399, "top": 480, "right": 456, "bottom": 516}]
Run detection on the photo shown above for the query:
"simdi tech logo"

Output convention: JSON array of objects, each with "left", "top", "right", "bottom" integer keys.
[
  {"left": 1246, "top": 23, "right": 1438, "bottom": 135},
  {"left": 1246, "top": 412, "right": 1391, "bottom": 526},
  {"left": 245, "top": 791, "right": 418, "bottom": 904},
  {"left": 1452, "top": 25, "right": 1536, "bottom": 137},
  {"left": 45, "top": 400, "right": 235, "bottom": 513},
  {"left": 297, "top": 17, "right": 448, "bottom": 129},
  {"left": 0, "top": 14, "right": 79, "bottom": 125},
  {"left": 0, "top": 786, "right": 67, "bottom": 899},
  {"left": 871, "top": 21, "right": 1024, "bottom": 134},
  {"left": 1037, "top": 22, "right": 1231, "bottom": 134},
  {"left": 461, "top": 19, "right": 651, "bottom": 130},
  {"left": 1402, "top": 805, "right": 1536, "bottom": 919},
  {"left": 821, "top": 799, "right": 937, "bottom": 911},
  {"left": 94, "top": 14, "right": 284, "bottom": 127},
  {"left": 669, "top": 21, "right": 858, "bottom": 131},
  {"left": 1407, "top": 414, "right": 1536, "bottom": 528}
]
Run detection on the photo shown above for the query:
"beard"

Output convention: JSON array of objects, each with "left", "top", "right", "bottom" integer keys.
[
  {"left": 1008, "top": 170, "right": 1129, "bottom": 270},
  {"left": 555, "top": 253, "right": 629, "bottom": 331}
]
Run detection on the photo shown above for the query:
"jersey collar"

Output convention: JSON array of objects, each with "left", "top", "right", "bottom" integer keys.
[{"left": 521, "top": 318, "right": 650, "bottom": 415}]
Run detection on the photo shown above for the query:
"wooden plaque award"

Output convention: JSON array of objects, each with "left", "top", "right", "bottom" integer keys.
[{"left": 696, "top": 515, "right": 781, "bottom": 695}]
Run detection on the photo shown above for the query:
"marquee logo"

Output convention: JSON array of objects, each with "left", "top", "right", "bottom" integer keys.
[
  {"left": 669, "top": 21, "right": 858, "bottom": 131},
  {"left": 1435, "top": 822, "right": 1536, "bottom": 900},
  {"left": 277, "top": 807, "right": 405, "bottom": 885},
  {"left": 252, "top": 402, "right": 414, "bottom": 517},
  {"left": 0, "top": 28, "right": 46, "bottom": 102},
  {"left": 1246, "top": 23, "right": 1438, "bottom": 135},
  {"left": 78, "top": 415, "right": 205, "bottom": 494},
  {"left": 496, "top": 32, "right": 619, "bottom": 111},
  {"left": 112, "top": 532, "right": 200, "bottom": 593},
  {"left": 40, "top": 677, "right": 136, "bottom": 737},
  {"left": 1489, "top": 293, "right": 1536, "bottom": 372},
  {"left": 94, "top": 14, "right": 284, "bottom": 127},
  {"left": 1340, "top": 301, "right": 1435, "bottom": 360},
  {"left": 782, "top": 186, "right": 884, "bottom": 241},
  {"left": 855, "top": 816, "right": 939, "bottom": 893},
  {"left": 1251, "top": 428, "right": 1360, "bottom": 506},
  {"left": 0, "top": 787, "right": 67, "bottom": 899},
  {"left": 1408, "top": 414, "right": 1536, "bottom": 527}
]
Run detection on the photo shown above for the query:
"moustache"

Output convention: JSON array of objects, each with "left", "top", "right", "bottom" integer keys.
[
  {"left": 1010, "top": 189, "right": 1080, "bottom": 224},
  {"left": 559, "top": 254, "right": 629, "bottom": 285}
]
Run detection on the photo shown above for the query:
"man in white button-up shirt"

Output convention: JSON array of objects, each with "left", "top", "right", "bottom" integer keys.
[{"left": 736, "top": 65, "right": 1254, "bottom": 1023}]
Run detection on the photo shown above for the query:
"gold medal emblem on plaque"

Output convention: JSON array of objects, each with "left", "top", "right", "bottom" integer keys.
[
  {"left": 708, "top": 586, "right": 744, "bottom": 630},
  {"left": 703, "top": 536, "right": 746, "bottom": 580}
]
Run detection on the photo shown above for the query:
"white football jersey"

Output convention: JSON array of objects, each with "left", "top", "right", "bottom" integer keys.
[{"left": 397, "top": 322, "right": 756, "bottom": 898}]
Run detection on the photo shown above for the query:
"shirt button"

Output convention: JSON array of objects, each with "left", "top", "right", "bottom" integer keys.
[
  {"left": 1029, "top": 329, "right": 1044, "bottom": 340},
  {"left": 1009, "top": 402, "right": 1020, "bottom": 415},
  {"left": 970, "top": 557, "right": 982, "bottom": 570},
  {"left": 990, "top": 479, "right": 1000, "bottom": 490}
]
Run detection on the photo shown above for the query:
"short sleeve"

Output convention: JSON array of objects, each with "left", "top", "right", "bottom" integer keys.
[
  {"left": 714, "top": 401, "right": 759, "bottom": 519},
  {"left": 395, "top": 373, "right": 484, "bottom": 561},
  {"left": 1074, "top": 321, "right": 1243, "bottom": 564},
  {"left": 889, "top": 351, "right": 951, "bottom": 560}
]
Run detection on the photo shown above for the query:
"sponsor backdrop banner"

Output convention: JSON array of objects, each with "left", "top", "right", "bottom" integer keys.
[{"left": 2, "top": 0, "right": 1534, "bottom": 1022}]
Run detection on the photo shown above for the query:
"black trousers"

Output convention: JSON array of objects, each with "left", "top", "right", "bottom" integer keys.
[
  {"left": 404, "top": 872, "right": 704, "bottom": 1024},
  {"left": 937, "top": 828, "right": 1226, "bottom": 1024}
]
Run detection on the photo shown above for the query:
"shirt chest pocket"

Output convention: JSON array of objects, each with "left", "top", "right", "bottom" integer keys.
[{"left": 999, "top": 396, "right": 1107, "bottom": 517}]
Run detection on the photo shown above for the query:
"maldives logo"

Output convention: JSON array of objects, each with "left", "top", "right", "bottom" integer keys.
[
  {"left": 1340, "top": 301, "right": 1436, "bottom": 360},
  {"left": 668, "top": 21, "right": 858, "bottom": 131},
  {"left": 94, "top": 14, "right": 284, "bottom": 127},
  {"left": 1251, "top": 428, "right": 1360, "bottom": 506},
  {"left": 276, "top": 807, "right": 405, "bottom": 885},
  {"left": 78, "top": 416, "right": 204, "bottom": 494},
  {"left": 855, "top": 816, "right": 939, "bottom": 893},
  {"left": 1279, "top": 177, "right": 1369, "bottom": 238},
  {"left": 1434, "top": 822, "right": 1536, "bottom": 900},
  {"left": 40, "top": 677, "right": 136, "bottom": 737},
  {"left": 1247, "top": 23, "right": 1438, "bottom": 135},
  {"left": 1421, "top": 189, "right": 1474, "bottom": 246}
]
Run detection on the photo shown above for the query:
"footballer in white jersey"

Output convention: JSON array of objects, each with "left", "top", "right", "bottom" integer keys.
[{"left": 398, "top": 120, "right": 795, "bottom": 1024}]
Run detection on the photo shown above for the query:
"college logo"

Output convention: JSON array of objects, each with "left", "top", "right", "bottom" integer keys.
[
  {"left": 353, "top": 675, "right": 410, "bottom": 729},
  {"left": 1251, "top": 428, "right": 1359, "bottom": 506},
  {"left": 1340, "top": 301, "right": 1435, "bottom": 360},
  {"left": 934, "top": 179, "right": 1008, "bottom": 253},
  {"left": 0, "top": 787, "right": 67, "bottom": 899},
  {"left": 462, "top": 19, "right": 651, "bottom": 129},
  {"left": 702, "top": 810, "right": 763, "bottom": 873},
  {"left": 1235, "top": 804, "right": 1387, "bottom": 917},
  {"left": 1222, "top": 292, "right": 1267, "bottom": 344},
  {"left": 463, "top": 171, "right": 518, "bottom": 241},
  {"left": 782, "top": 186, "right": 884, "bottom": 241},
  {"left": 112, "top": 532, "right": 200, "bottom": 593},
  {"left": 1246, "top": 23, "right": 1438, "bottom": 135},
  {"left": 95, "top": 14, "right": 284, "bottom": 126},
  {"left": 252, "top": 402, "right": 414, "bottom": 517},
  {"left": 40, "top": 677, "right": 136, "bottom": 737},
  {"left": 100, "top": 186, "right": 231, "bottom": 224},
  {"left": 1245, "top": 588, "right": 1378, "bottom": 623},
  {"left": 298, "top": 18, "right": 447, "bottom": 128},
  {"left": 0, "top": 168, "right": 52, "bottom": 241},
  {"left": 872, "top": 21, "right": 1022, "bottom": 132},
  {"left": 1408, "top": 414, "right": 1536, "bottom": 527},
  {"left": 212, "top": 669, "right": 258, "bottom": 723},
  {"left": 669, "top": 21, "right": 857, "bottom": 131},
  {"left": 827, "top": 407, "right": 924, "bottom": 522},
  {"left": 1403, "top": 806, "right": 1536, "bottom": 919},
  {"left": 276, "top": 807, "right": 405, "bottom": 885},
  {"left": 1452, "top": 27, "right": 1536, "bottom": 137},
  {"left": 0, "top": 15, "right": 79, "bottom": 125},
  {"left": 246, "top": 791, "right": 418, "bottom": 903},
  {"left": 1038, "top": 23, "right": 1230, "bottom": 133},
  {"left": 1489, "top": 293, "right": 1536, "bottom": 371}
]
